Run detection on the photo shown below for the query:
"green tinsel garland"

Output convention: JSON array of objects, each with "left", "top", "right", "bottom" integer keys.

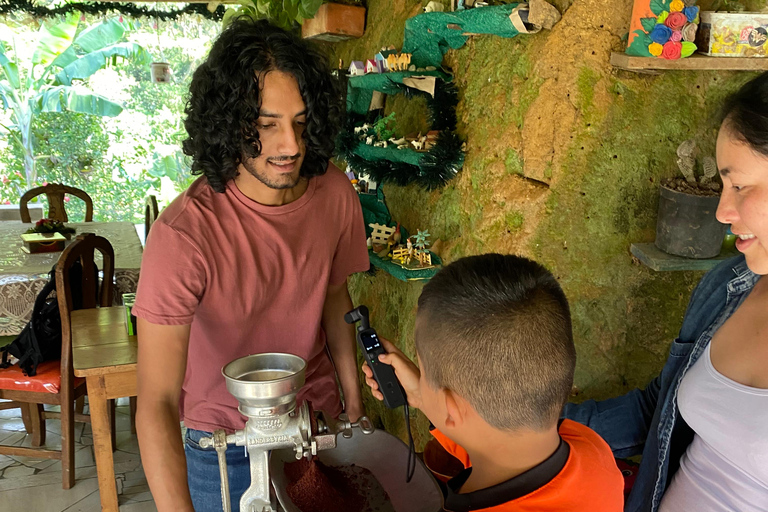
[
  {"left": 337, "top": 78, "right": 464, "bottom": 190},
  {"left": 0, "top": 0, "right": 226, "bottom": 21}
]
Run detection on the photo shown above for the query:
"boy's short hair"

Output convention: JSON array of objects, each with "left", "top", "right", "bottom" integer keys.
[{"left": 416, "top": 254, "right": 575, "bottom": 431}]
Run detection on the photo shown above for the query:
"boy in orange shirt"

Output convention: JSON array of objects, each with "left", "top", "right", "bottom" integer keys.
[{"left": 363, "top": 254, "right": 623, "bottom": 511}]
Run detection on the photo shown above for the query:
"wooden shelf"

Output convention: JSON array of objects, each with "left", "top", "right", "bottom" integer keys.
[
  {"left": 611, "top": 52, "right": 768, "bottom": 72},
  {"left": 630, "top": 243, "right": 739, "bottom": 272}
]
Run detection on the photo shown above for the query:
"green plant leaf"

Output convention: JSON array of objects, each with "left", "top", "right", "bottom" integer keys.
[
  {"left": 0, "top": 46, "right": 20, "bottom": 89},
  {"left": 54, "top": 43, "right": 152, "bottom": 86},
  {"left": 33, "top": 86, "right": 123, "bottom": 117},
  {"left": 222, "top": 6, "right": 245, "bottom": 28},
  {"left": 72, "top": 18, "right": 126, "bottom": 53},
  {"left": 32, "top": 14, "right": 79, "bottom": 67},
  {"left": 51, "top": 46, "right": 79, "bottom": 70},
  {"left": 256, "top": 0, "right": 271, "bottom": 15},
  {"left": 277, "top": 10, "right": 293, "bottom": 30},
  {"left": 626, "top": 30, "right": 653, "bottom": 57},
  {"left": 0, "top": 81, "right": 16, "bottom": 109},
  {"left": 283, "top": 0, "right": 300, "bottom": 23},
  {"left": 681, "top": 41, "right": 696, "bottom": 57},
  {"left": 150, "top": 153, "right": 179, "bottom": 180},
  {"left": 640, "top": 17, "right": 657, "bottom": 33},
  {"left": 649, "top": 0, "right": 667, "bottom": 16},
  {"left": 299, "top": 0, "right": 323, "bottom": 19}
]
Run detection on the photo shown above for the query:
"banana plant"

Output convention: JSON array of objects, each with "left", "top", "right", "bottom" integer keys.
[
  {"left": 223, "top": 0, "right": 324, "bottom": 31},
  {"left": 0, "top": 15, "right": 152, "bottom": 187}
]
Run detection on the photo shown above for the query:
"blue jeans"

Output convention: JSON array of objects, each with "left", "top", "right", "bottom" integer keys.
[{"left": 185, "top": 428, "right": 251, "bottom": 512}]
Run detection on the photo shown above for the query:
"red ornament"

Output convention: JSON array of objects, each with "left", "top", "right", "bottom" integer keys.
[
  {"left": 664, "top": 12, "right": 687, "bottom": 31},
  {"left": 119, "top": 15, "right": 124, "bottom": 23},
  {"left": 661, "top": 41, "right": 682, "bottom": 60}
]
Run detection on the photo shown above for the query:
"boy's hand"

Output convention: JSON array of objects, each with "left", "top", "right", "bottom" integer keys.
[{"left": 361, "top": 337, "right": 423, "bottom": 409}]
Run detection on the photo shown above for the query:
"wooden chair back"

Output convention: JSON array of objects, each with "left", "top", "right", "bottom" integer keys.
[
  {"left": 144, "top": 195, "right": 159, "bottom": 242},
  {"left": 20, "top": 183, "right": 94, "bottom": 223},
  {"left": 57, "top": 233, "right": 115, "bottom": 365},
  {"left": 0, "top": 233, "right": 113, "bottom": 489}
]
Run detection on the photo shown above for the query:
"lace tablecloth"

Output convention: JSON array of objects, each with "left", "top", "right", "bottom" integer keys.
[{"left": 0, "top": 222, "right": 143, "bottom": 336}]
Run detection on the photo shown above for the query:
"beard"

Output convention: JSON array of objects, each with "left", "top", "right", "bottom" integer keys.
[{"left": 242, "top": 156, "right": 302, "bottom": 190}]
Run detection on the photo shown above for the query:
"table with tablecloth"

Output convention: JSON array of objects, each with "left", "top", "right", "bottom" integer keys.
[{"left": 0, "top": 221, "right": 142, "bottom": 336}]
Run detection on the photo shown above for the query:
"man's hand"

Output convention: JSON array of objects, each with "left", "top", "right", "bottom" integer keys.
[
  {"left": 345, "top": 403, "right": 365, "bottom": 423},
  {"left": 361, "top": 337, "right": 423, "bottom": 410},
  {"left": 322, "top": 282, "right": 365, "bottom": 422}
]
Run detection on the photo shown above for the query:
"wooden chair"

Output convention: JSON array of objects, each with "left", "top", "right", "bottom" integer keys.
[
  {"left": 144, "top": 195, "right": 159, "bottom": 242},
  {"left": 19, "top": 183, "right": 94, "bottom": 223},
  {"left": 0, "top": 233, "right": 116, "bottom": 489}
]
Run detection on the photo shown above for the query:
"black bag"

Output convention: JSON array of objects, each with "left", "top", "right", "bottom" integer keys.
[{"left": 0, "top": 262, "right": 88, "bottom": 377}]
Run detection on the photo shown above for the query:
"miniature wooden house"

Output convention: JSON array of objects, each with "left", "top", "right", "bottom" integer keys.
[
  {"left": 348, "top": 61, "right": 365, "bottom": 76},
  {"left": 365, "top": 59, "right": 378, "bottom": 74},
  {"left": 374, "top": 54, "right": 388, "bottom": 73},
  {"left": 369, "top": 223, "right": 397, "bottom": 245}
]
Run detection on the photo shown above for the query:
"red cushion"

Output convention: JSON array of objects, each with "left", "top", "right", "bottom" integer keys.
[{"left": 0, "top": 361, "right": 84, "bottom": 394}]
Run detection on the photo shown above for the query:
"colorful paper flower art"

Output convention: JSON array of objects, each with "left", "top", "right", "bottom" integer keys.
[{"left": 627, "top": 0, "right": 699, "bottom": 59}]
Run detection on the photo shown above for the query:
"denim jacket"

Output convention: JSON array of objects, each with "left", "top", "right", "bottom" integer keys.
[{"left": 563, "top": 255, "right": 760, "bottom": 512}]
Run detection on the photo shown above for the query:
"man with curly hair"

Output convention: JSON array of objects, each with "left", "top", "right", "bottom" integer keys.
[{"left": 132, "top": 19, "right": 369, "bottom": 511}]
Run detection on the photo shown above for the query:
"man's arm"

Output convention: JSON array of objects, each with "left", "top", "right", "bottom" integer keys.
[
  {"left": 322, "top": 281, "right": 364, "bottom": 421},
  {"left": 136, "top": 319, "right": 194, "bottom": 512}
]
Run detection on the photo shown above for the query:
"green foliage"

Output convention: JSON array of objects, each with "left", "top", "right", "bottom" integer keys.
[
  {"left": 0, "top": 13, "right": 218, "bottom": 221},
  {"left": 626, "top": 31, "right": 654, "bottom": 57},
  {"left": 649, "top": 0, "right": 668, "bottom": 16},
  {"left": 0, "top": 111, "right": 150, "bottom": 222},
  {"left": 681, "top": 42, "right": 696, "bottom": 58},
  {"left": 373, "top": 112, "right": 397, "bottom": 141},
  {"left": 222, "top": 0, "right": 324, "bottom": 31},
  {"left": 0, "top": 15, "right": 151, "bottom": 186},
  {"left": 25, "top": 219, "right": 76, "bottom": 235},
  {"left": 640, "top": 17, "right": 657, "bottom": 33}
]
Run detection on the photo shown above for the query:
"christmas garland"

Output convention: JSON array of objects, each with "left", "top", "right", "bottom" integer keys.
[
  {"left": 337, "top": 77, "right": 464, "bottom": 190},
  {"left": 0, "top": 0, "right": 226, "bottom": 21}
]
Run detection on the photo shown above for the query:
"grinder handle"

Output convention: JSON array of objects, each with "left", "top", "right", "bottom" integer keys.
[{"left": 199, "top": 430, "right": 232, "bottom": 512}]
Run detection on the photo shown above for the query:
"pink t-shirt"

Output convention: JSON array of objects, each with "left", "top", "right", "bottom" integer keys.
[{"left": 132, "top": 164, "right": 369, "bottom": 432}]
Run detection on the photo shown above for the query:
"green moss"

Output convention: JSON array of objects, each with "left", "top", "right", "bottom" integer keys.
[
  {"left": 576, "top": 66, "right": 600, "bottom": 118},
  {"left": 331, "top": 0, "right": 763, "bottom": 440},
  {"left": 504, "top": 149, "right": 522, "bottom": 175},
  {"left": 505, "top": 210, "right": 524, "bottom": 230},
  {"left": 530, "top": 71, "right": 755, "bottom": 399}
]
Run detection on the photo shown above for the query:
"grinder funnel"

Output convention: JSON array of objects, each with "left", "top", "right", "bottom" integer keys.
[{"left": 222, "top": 353, "right": 306, "bottom": 417}]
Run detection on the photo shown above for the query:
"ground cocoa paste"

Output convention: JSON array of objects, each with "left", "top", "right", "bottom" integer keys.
[{"left": 285, "top": 458, "right": 392, "bottom": 512}]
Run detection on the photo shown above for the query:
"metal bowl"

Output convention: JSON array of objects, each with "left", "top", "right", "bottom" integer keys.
[
  {"left": 271, "top": 429, "right": 444, "bottom": 512},
  {"left": 222, "top": 353, "right": 306, "bottom": 413}
]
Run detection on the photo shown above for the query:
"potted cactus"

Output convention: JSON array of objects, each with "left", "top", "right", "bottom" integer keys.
[{"left": 655, "top": 139, "right": 727, "bottom": 259}]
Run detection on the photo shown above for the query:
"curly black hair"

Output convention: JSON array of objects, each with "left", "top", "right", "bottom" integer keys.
[{"left": 182, "top": 17, "right": 342, "bottom": 192}]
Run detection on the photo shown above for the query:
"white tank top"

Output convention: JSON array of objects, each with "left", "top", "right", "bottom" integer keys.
[{"left": 659, "top": 343, "right": 768, "bottom": 512}]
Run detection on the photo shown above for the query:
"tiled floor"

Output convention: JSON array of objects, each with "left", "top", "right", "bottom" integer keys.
[{"left": 0, "top": 398, "right": 157, "bottom": 512}]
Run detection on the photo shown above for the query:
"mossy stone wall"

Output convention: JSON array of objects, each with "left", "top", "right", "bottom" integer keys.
[{"left": 326, "top": 0, "right": 765, "bottom": 445}]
